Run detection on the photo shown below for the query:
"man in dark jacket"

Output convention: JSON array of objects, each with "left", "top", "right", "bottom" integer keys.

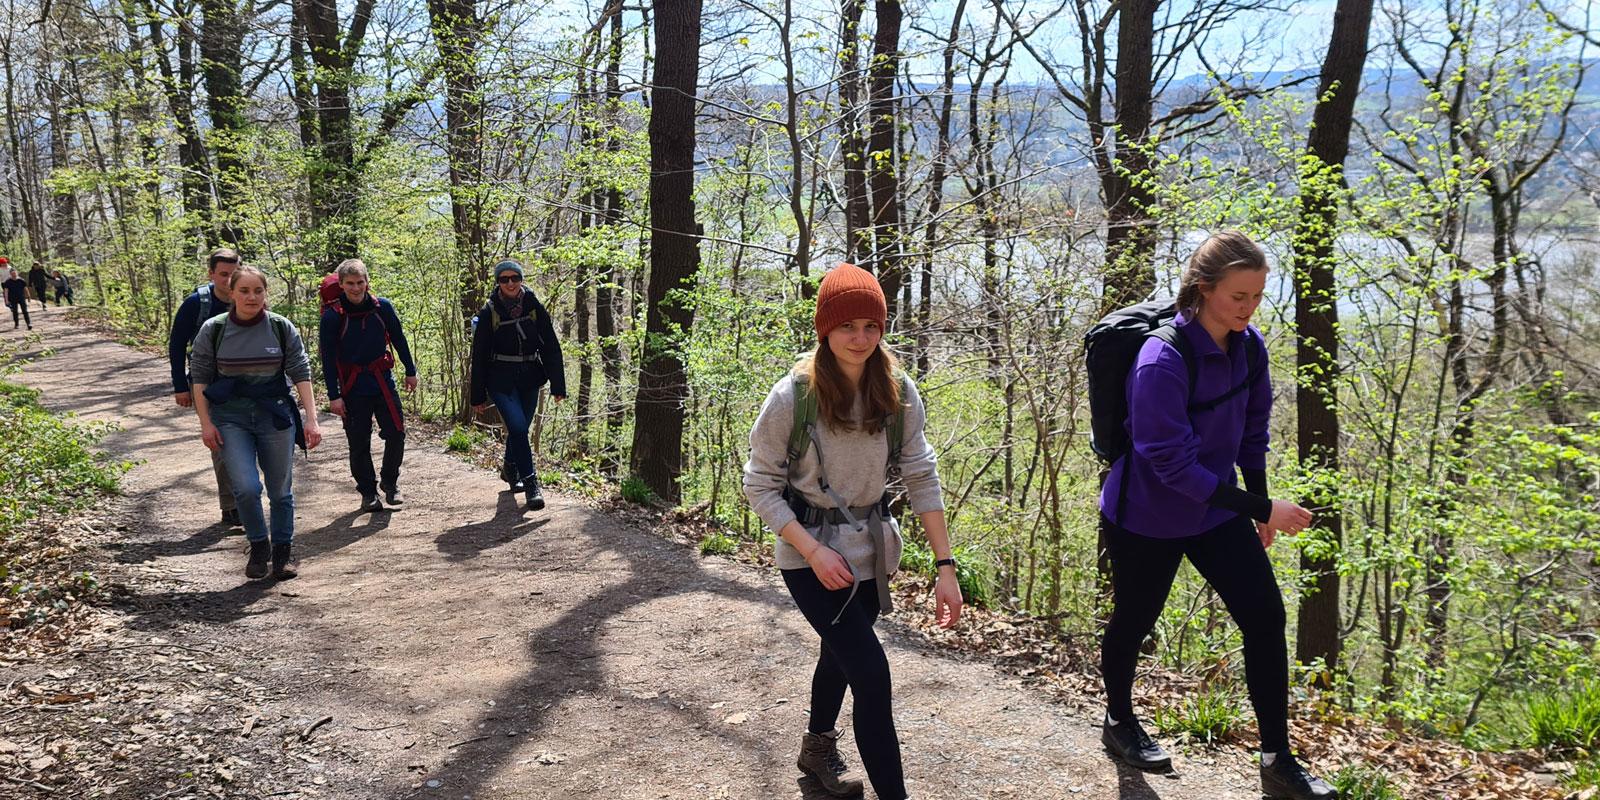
[
  {"left": 319, "top": 258, "right": 418, "bottom": 511},
  {"left": 26, "top": 264, "right": 48, "bottom": 305},
  {"left": 3, "top": 268, "right": 31, "bottom": 330},
  {"left": 469, "top": 259, "right": 565, "bottom": 510},
  {"left": 167, "top": 249, "right": 240, "bottom": 526}
]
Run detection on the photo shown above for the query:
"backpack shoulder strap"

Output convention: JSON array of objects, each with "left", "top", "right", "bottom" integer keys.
[
  {"left": 887, "top": 372, "right": 910, "bottom": 465},
  {"left": 209, "top": 313, "right": 228, "bottom": 353},
  {"left": 1146, "top": 323, "right": 1197, "bottom": 401},
  {"left": 784, "top": 373, "right": 817, "bottom": 471}
]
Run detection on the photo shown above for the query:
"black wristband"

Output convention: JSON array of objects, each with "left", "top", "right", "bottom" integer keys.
[
  {"left": 934, "top": 557, "right": 958, "bottom": 571},
  {"left": 1207, "top": 481, "right": 1273, "bottom": 523}
]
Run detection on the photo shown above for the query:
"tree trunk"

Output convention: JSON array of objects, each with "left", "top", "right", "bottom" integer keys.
[
  {"left": 917, "top": 0, "right": 965, "bottom": 376},
  {"left": 200, "top": 0, "right": 247, "bottom": 245},
  {"left": 597, "top": 4, "right": 626, "bottom": 474},
  {"left": 629, "top": 0, "right": 701, "bottom": 502},
  {"left": 1291, "top": 0, "right": 1372, "bottom": 680},
  {"left": 427, "top": 0, "right": 488, "bottom": 415},
  {"left": 1099, "top": 0, "right": 1157, "bottom": 314},
  {"left": 865, "top": 0, "right": 903, "bottom": 319},
  {"left": 837, "top": 0, "right": 868, "bottom": 262}
]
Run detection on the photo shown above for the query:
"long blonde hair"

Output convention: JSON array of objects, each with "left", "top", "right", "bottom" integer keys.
[{"left": 800, "top": 341, "right": 902, "bottom": 435}]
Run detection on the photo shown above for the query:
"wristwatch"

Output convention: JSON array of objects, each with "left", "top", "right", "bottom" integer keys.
[{"left": 934, "top": 557, "right": 958, "bottom": 572}]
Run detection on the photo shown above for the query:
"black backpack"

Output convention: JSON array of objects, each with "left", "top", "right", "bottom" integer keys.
[{"left": 1085, "top": 299, "right": 1263, "bottom": 464}]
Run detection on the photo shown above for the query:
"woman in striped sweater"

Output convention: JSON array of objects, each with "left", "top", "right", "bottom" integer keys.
[{"left": 190, "top": 265, "right": 323, "bottom": 580}]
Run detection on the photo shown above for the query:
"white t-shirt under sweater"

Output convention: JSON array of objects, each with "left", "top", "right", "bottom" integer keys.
[{"left": 742, "top": 369, "right": 944, "bottom": 578}]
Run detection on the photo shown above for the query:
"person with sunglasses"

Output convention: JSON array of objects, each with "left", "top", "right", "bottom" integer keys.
[{"left": 469, "top": 260, "right": 565, "bottom": 510}]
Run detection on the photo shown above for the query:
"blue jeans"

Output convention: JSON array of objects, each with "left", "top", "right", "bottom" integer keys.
[
  {"left": 214, "top": 404, "right": 296, "bottom": 544},
  {"left": 489, "top": 384, "right": 539, "bottom": 482}
]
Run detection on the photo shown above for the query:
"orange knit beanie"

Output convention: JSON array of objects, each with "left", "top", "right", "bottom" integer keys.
[{"left": 814, "top": 262, "right": 887, "bottom": 340}]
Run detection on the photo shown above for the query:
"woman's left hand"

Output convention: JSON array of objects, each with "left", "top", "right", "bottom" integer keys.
[
  {"left": 934, "top": 571, "right": 964, "bottom": 629},
  {"left": 403, "top": 376, "right": 418, "bottom": 392},
  {"left": 304, "top": 424, "right": 323, "bottom": 451}
]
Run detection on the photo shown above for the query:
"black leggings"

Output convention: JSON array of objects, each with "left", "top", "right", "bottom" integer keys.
[
  {"left": 1100, "top": 514, "right": 1291, "bottom": 753},
  {"left": 782, "top": 568, "right": 906, "bottom": 800}
]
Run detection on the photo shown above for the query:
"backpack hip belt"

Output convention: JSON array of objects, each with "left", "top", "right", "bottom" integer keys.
[
  {"left": 492, "top": 352, "right": 543, "bottom": 363},
  {"left": 336, "top": 353, "right": 405, "bottom": 434}
]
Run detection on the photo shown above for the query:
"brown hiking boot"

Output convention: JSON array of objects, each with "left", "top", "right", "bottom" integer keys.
[{"left": 796, "top": 729, "right": 864, "bottom": 797}]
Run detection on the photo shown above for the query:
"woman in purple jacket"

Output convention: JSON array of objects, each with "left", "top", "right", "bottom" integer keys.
[{"left": 1098, "top": 232, "right": 1335, "bottom": 800}]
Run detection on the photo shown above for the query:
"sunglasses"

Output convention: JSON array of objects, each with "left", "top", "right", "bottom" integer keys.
[{"left": 496, "top": 274, "right": 522, "bottom": 284}]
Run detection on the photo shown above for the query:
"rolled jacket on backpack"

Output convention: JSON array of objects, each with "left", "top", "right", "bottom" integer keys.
[{"left": 1101, "top": 310, "right": 1272, "bottom": 539}]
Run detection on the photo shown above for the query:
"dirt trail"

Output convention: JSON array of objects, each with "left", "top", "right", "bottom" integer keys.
[{"left": 5, "top": 305, "right": 1261, "bottom": 799}]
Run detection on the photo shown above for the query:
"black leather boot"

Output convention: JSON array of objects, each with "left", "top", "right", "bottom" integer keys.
[
  {"left": 245, "top": 540, "right": 271, "bottom": 580},
  {"left": 271, "top": 543, "right": 298, "bottom": 580}
]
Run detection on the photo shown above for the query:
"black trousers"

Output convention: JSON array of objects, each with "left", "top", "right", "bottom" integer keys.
[
  {"left": 1100, "top": 513, "right": 1291, "bottom": 753},
  {"left": 342, "top": 392, "right": 405, "bottom": 495},
  {"left": 8, "top": 300, "right": 30, "bottom": 327},
  {"left": 782, "top": 568, "right": 906, "bottom": 800}
]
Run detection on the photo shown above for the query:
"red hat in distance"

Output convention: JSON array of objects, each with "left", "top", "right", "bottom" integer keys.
[{"left": 814, "top": 262, "right": 887, "bottom": 340}]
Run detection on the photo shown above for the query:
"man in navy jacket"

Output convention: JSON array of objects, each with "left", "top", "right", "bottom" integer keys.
[
  {"left": 319, "top": 259, "right": 418, "bottom": 511},
  {"left": 168, "top": 249, "right": 240, "bottom": 526}
]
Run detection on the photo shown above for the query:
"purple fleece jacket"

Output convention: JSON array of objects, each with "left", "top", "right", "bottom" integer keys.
[{"left": 1100, "top": 310, "right": 1272, "bottom": 538}]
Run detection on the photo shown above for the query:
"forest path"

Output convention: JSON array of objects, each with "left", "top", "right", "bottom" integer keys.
[{"left": 5, "top": 306, "right": 1260, "bottom": 799}]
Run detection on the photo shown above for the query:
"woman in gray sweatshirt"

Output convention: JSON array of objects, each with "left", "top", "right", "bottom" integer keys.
[
  {"left": 743, "top": 262, "right": 963, "bottom": 800},
  {"left": 190, "top": 265, "right": 323, "bottom": 580}
]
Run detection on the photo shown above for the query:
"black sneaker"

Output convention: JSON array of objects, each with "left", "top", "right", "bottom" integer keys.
[
  {"left": 221, "top": 508, "right": 242, "bottom": 528},
  {"left": 382, "top": 486, "right": 404, "bottom": 506},
  {"left": 360, "top": 493, "right": 383, "bottom": 512},
  {"left": 1101, "top": 716, "right": 1171, "bottom": 771},
  {"left": 1261, "top": 753, "right": 1338, "bottom": 799},
  {"left": 245, "top": 540, "right": 271, "bottom": 580}
]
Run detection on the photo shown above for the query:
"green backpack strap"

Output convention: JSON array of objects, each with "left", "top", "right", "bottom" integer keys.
[
  {"left": 886, "top": 372, "right": 910, "bottom": 465},
  {"left": 784, "top": 373, "right": 817, "bottom": 472},
  {"left": 784, "top": 371, "right": 910, "bottom": 473}
]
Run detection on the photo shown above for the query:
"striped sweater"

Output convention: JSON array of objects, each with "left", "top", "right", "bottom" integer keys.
[{"left": 189, "top": 311, "right": 312, "bottom": 410}]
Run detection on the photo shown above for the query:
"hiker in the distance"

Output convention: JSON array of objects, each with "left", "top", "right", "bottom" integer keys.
[
  {"left": 50, "top": 269, "right": 73, "bottom": 306},
  {"left": 319, "top": 258, "right": 418, "bottom": 512},
  {"left": 189, "top": 264, "right": 323, "bottom": 581},
  {"left": 3, "top": 267, "right": 31, "bottom": 330},
  {"left": 26, "top": 263, "right": 48, "bottom": 306},
  {"left": 469, "top": 259, "right": 565, "bottom": 511},
  {"left": 169, "top": 249, "right": 241, "bottom": 527},
  {"left": 1095, "top": 231, "right": 1334, "bottom": 800},
  {"left": 742, "top": 263, "right": 962, "bottom": 800}
]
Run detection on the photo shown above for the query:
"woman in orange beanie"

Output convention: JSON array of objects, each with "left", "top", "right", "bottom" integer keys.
[{"left": 743, "top": 262, "right": 963, "bottom": 800}]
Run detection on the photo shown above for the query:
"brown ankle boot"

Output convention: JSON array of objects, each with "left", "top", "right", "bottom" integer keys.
[{"left": 796, "top": 730, "right": 864, "bottom": 797}]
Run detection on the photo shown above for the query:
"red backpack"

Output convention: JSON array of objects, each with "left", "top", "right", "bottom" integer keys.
[{"left": 319, "top": 272, "right": 342, "bottom": 310}]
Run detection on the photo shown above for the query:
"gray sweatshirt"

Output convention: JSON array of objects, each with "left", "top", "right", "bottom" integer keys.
[
  {"left": 189, "top": 311, "right": 312, "bottom": 411},
  {"left": 743, "top": 368, "right": 944, "bottom": 577}
]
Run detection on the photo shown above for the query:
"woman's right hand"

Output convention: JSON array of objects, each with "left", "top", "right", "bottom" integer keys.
[
  {"left": 1267, "top": 499, "right": 1313, "bottom": 536},
  {"left": 806, "top": 544, "right": 856, "bottom": 590},
  {"left": 201, "top": 423, "right": 224, "bottom": 452}
]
